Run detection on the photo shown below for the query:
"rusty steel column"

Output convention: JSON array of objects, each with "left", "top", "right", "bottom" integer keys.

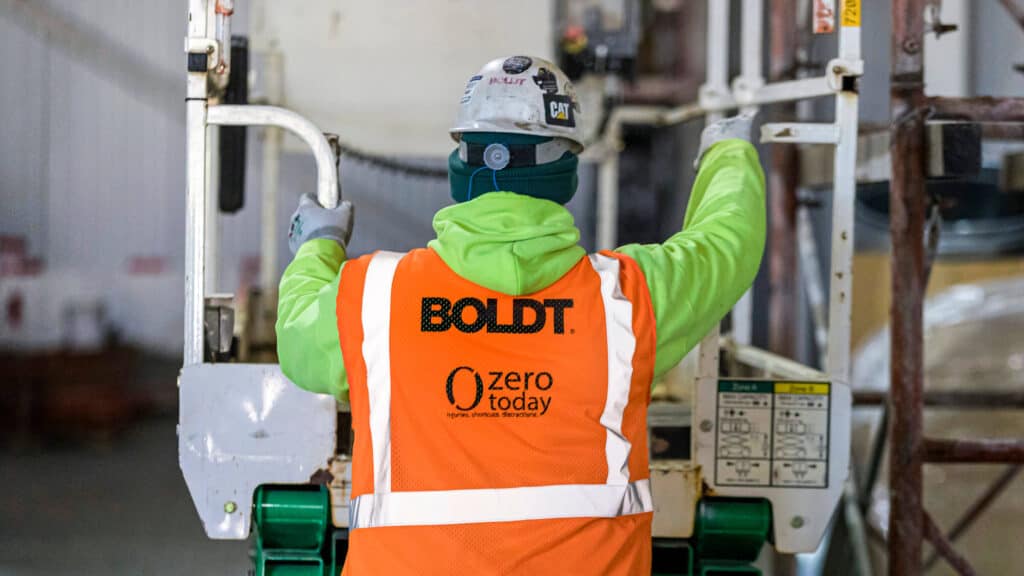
[
  {"left": 889, "top": 0, "right": 928, "bottom": 574},
  {"left": 768, "top": 0, "right": 800, "bottom": 359}
]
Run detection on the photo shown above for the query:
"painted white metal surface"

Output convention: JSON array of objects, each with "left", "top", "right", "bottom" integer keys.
[
  {"left": 761, "top": 123, "right": 841, "bottom": 145},
  {"left": 184, "top": 0, "right": 210, "bottom": 367},
  {"left": 651, "top": 461, "right": 701, "bottom": 539},
  {"left": 248, "top": 0, "right": 555, "bottom": 158},
  {"left": 179, "top": 364, "right": 337, "bottom": 539},
  {"left": 206, "top": 105, "right": 339, "bottom": 209},
  {"left": 693, "top": 377, "right": 852, "bottom": 553},
  {"left": 258, "top": 50, "right": 283, "bottom": 292}
]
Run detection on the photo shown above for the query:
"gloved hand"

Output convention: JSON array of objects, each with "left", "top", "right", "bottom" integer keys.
[
  {"left": 694, "top": 111, "right": 757, "bottom": 170},
  {"left": 287, "top": 193, "right": 355, "bottom": 255}
]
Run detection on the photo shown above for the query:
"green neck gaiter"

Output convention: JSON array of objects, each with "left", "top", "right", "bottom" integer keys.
[{"left": 448, "top": 133, "right": 579, "bottom": 205}]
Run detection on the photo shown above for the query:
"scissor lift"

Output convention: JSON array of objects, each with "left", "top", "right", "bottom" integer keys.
[{"left": 179, "top": 1, "right": 864, "bottom": 574}]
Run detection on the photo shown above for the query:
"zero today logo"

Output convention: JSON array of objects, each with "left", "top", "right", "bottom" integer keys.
[{"left": 446, "top": 366, "right": 554, "bottom": 418}]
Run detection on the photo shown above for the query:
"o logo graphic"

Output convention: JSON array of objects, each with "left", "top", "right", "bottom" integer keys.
[{"left": 446, "top": 366, "right": 483, "bottom": 411}]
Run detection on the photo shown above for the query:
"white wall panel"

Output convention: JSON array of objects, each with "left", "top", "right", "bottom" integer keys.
[{"left": 250, "top": 0, "right": 555, "bottom": 158}]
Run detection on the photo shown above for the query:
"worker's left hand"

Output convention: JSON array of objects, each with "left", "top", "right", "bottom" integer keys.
[
  {"left": 694, "top": 111, "right": 757, "bottom": 170},
  {"left": 287, "top": 193, "right": 355, "bottom": 255}
]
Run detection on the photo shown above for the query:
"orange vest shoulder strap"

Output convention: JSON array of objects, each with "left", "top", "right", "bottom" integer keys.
[{"left": 337, "top": 250, "right": 407, "bottom": 496}]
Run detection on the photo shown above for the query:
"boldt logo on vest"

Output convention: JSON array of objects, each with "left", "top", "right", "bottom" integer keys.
[
  {"left": 445, "top": 366, "right": 554, "bottom": 419},
  {"left": 421, "top": 297, "right": 573, "bottom": 334}
]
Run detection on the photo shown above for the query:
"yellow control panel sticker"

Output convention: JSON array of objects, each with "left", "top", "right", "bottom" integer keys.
[
  {"left": 842, "top": 0, "right": 861, "bottom": 27},
  {"left": 775, "top": 382, "right": 830, "bottom": 395}
]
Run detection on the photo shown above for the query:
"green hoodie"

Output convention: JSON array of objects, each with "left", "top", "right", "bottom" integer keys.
[{"left": 277, "top": 139, "right": 765, "bottom": 400}]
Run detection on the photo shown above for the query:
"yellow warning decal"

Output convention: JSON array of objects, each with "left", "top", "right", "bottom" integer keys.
[
  {"left": 775, "top": 382, "right": 830, "bottom": 395},
  {"left": 842, "top": 0, "right": 861, "bottom": 27}
]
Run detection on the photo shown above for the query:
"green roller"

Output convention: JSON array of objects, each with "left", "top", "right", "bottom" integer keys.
[
  {"left": 254, "top": 486, "right": 330, "bottom": 551},
  {"left": 694, "top": 498, "right": 771, "bottom": 563}
]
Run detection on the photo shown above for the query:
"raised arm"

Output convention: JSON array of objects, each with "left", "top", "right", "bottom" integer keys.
[{"left": 617, "top": 120, "right": 766, "bottom": 378}]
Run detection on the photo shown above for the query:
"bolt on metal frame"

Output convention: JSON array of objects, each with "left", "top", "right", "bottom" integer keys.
[{"left": 886, "top": 1, "right": 1024, "bottom": 574}]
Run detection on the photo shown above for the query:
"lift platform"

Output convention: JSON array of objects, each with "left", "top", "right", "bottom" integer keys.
[{"left": 179, "top": 1, "right": 863, "bottom": 573}]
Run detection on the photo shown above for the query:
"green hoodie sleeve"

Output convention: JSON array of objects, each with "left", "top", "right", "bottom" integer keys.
[
  {"left": 617, "top": 139, "right": 766, "bottom": 378},
  {"left": 276, "top": 239, "right": 349, "bottom": 400}
]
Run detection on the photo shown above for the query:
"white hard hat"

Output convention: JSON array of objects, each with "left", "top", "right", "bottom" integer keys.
[{"left": 451, "top": 56, "right": 585, "bottom": 153}]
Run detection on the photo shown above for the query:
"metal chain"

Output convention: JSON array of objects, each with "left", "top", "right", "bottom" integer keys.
[{"left": 326, "top": 136, "right": 449, "bottom": 179}]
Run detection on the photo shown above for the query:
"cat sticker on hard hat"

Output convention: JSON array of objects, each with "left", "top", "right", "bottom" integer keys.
[{"left": 544, "top": 94, "right": 575, "bottom": 127}]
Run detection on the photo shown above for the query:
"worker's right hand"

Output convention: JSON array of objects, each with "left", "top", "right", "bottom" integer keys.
[
  {"left": 287, "top": 193, "right": 355, "bottom": 255},
  {"left": 694, "top": 111, "right": 757, "bottom": 170}
]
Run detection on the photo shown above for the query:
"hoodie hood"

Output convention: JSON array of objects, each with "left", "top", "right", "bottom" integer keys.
[{"left": 428, "top": 192, "right": 586, "bottom": 295}]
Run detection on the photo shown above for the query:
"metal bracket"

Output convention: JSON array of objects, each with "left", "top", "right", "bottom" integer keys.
[
  {"left": 827, "top": 57, "right": 865, "bottom": 91},
  {"left": 184, "top": 37, "right": 219, "bottom": 71}
]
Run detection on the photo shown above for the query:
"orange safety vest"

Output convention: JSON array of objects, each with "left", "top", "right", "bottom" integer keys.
[{"left": 336, "top": 248, "right": 656, "bottom": 575}]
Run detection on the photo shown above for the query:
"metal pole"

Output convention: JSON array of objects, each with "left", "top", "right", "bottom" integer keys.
[
  {"left": 696, "top": 0, "right": 731, "bottom": 387},
  {"left": 732, "top": 0, "right": 764, "bottom": 347},
  {"left": 997, "top": 0, "right": 1024, "bottom": 30},
  {"left": 827, "top": 5, "right": 860, "bottom": 385},
  {"left": 923, "top": 438, "right": 1024, "bottom": 463},
  {"left": 853, "top": 390, "right": 1024, "bottom": 408},
  {"left": 768, "top": 0, "right": 799, "bottom": 359},
  {"left": 260, "top": 127, "right": 282, "bottom": 289},
  {"left": 923, "top": 465, "right": 1022, "bottom": 570},
  {"left": 204, "top": 125, "right": 220, "bottom": 294},
  {"left": 889, "top": 0, "right": 928, "bottom": 573},
  {"left": 184, "top": 0, "right": 210, "bottom": 366},
  {"left": 922, "top": 511, "right": 977, "bottom": 576},
  {"left": 260, "top": 50, "right": 283, "bottom": 292},
  {"left": 596, "top": 150, "right": 620, "bottom": 251},
  {"left": 927, "top": 96, "right": 1024, "bottom": 121}
]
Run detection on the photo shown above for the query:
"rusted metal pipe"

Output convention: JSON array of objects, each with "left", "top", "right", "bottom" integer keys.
[
  {"left": 853, "top": 390, "right": 1024, "bottom": 408},
  {"left": 922, "top": 511, "right": 977, "bottom": 576},
  {"left": 923, "top": 465, "right": 1022, "bottom": 570},
  {"left": 928, "top": 96, "right": 1024, "bottom": 122},
  {"left": 924, "top": 438, "right": 1024, "bottom": 463},
  {"left": 768, "top": 0, "right": 800, "bottom": 360},
  {"left": 889, "top": 0, "right": 928, "bottom": 573}
]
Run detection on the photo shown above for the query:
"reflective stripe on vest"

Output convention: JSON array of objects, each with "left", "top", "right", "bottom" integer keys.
[{"left": 352, "top": 250, "right": 652, "bottom": 529}]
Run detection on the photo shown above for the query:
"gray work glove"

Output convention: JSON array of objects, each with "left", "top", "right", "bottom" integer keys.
[
  {"left": 287, "top": 193, "right": 354, "bottom": 255},
  {"left": 694, "top": 111, "right": 757, "bottom": 170}
]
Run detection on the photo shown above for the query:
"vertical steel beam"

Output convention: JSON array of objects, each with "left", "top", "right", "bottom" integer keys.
[
  {"left": 185, "top": 0, "right": 210, "bottom": 366},
  {"left": 768, "top": 0, "right": 799, "bottom": 359},
  {"left": 827, "top": 15, "right": 860, "bottom": 384},
  {"left": 732, "top": 0, "right": 765, "bottom": 347},
  {"left": 696, "top": 0, "right": 732, "bottom": 386},
  {"left": 768, "top": 9, "right": 799, "bottom": 574},
  {"left": 889, "top": 0, "right": 928, "bottom": 573}
]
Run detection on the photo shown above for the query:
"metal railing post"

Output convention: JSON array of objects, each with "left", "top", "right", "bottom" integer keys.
[
  {"left": 888, "top": 0, "right": 928, "bottom": 573},
  {"left": 184, "top": 0, "right": 210, "bottom": 366}
]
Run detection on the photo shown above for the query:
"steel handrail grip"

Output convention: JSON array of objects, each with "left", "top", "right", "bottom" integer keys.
[{"left": 207, "top": 105, "right": 341, "bottom": 208}]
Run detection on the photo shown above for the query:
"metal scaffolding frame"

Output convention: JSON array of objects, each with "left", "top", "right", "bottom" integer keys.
[{"left": 884, "top": 1, "right": 1024, "bottom": 574}]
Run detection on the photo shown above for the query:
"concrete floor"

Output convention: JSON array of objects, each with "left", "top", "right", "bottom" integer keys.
[{"left": 0, "top": 417, "right": 248, "bottom": 575}]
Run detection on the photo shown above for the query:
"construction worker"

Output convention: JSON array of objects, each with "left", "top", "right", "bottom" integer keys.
[{"left": 277, "top": 56, "right": 765, "bottom": 575}]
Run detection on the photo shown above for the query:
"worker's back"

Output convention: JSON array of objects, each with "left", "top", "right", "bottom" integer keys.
[{"left": 337, "top": 247, "right": 656, "bottom": 575}]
